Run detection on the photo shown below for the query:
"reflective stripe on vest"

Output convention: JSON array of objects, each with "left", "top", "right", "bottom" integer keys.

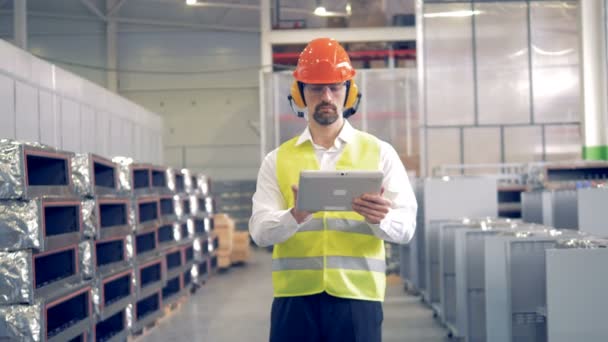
[
  {"left": 273, "top": 130, "right": 386, "bottom": 301},
  {"left": 273, "top": 256, "right": 386, "bottom": 273},
  {"left": 298, "top": 218, "right": 375, "bottom": 236}
]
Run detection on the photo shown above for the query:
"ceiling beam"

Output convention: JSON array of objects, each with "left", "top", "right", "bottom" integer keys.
[
  {"left": 0, "top": 9, "right": 258, "bottom": 33},
  {"left": 155, "top": 0, "right": 309, "bottom": 14},
  {"left": 268, "top": 26, "right": 416, "bottom": 44},
  {"left": 187, "top": 1, "right": 260, "bottom": 10},
  {"left": 0, "top": 9, "right": 102, "bottom": 22},
  {"left": 108, "top": 0, "right": 129, "bottom": 16},
  {"left": 114, "top": 16, "right": 259, "bottom": 33},
  {"left": 79, "top": 0, "right": 107, "bottom": 21}
]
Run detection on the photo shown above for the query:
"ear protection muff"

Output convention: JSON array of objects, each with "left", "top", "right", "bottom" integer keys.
[
  {"left": 287, "top": 81, "right": 306, "bottom": 117},
  {"left": 287, "top": 80, "right": 362, "bottom": 118},
  {"left": 289, "top": 81, "right": 306, "bottom": 109},
  {"left": 344, "top": 80, "right": 358, "bottom": 109}
]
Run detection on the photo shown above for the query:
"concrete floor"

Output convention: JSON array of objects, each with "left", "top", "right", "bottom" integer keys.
[{"left": 142, "top": 249, "right": 448, "bottom": 342}]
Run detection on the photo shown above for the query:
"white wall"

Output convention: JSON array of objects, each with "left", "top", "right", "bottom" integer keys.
[
  {"left": 1, "top": 14, "right": 261, "bottom": 180},
  {"left": 0, "top": 38, "right": 163, "bottom": 163},
  {"left": 118, "top": 29, "right": 261, "bottom": 180},
  {"left": 0, "top": 14, "right": 107, "bottom": 87}
]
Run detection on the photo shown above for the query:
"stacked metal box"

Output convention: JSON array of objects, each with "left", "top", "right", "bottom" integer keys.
[
  {"left": 0, "top": 141, "right": 95, "bottom": 342},
  {"left": 424, "top": 218, "right": 518, "bottom": 325},
  {"left": 423, "top": 216, "right": 596, "bottom": 342},
  {"left": 442, "top": 219, "right": 542, "bottom": 340},
  {"left": 109, "top": 158, "right": 161, "bottom": 337},
  {"left": 576, "top": 186, "right": 608, "bottom": 236},
  {"left": 522, "top": 162, "right": 608, "bottom": 229},
  {"left": 72, "top": 153, "right": 135, "bottom": 342},
  {"left": 484, "top": 229, "right": 587, "bottom": 342},
  {"left": 0, "top": 140, "right": 220, "bottom": 341},
  {"left": 521, "top": 190, "right": 579, "bottom": 229},
  {"left": 399, "top": 177, "right": 498, "bottom": 297},
  {"left": 182, "top": 170, "right": 217, "bottom": 285},
  {"left": 545, "top": 238, "right": 608, "bottom": 342}
]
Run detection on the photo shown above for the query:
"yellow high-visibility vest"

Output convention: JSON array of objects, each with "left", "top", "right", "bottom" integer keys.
[{"left": 273, "top": 131, "right": 386, "bottom": 301}]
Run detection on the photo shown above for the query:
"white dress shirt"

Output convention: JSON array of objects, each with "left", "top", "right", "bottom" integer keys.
[{"left": 249, "top": 120, "right": 417, "bottom": 247}]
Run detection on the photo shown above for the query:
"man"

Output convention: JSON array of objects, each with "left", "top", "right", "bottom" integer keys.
[{"left": 249, "top": 37, "right": 417, "bottom": 342}]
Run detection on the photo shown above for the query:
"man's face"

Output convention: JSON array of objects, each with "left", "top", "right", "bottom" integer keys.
[{"left": 303, "top": 82, "right": 347, "bottom": 126}]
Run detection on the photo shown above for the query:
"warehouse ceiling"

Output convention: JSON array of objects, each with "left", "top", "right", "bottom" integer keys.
[{"left": 0, "top": 0, "right": 415, "bottom": 33}]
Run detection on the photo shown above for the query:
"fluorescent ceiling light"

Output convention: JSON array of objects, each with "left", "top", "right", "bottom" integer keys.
[
  {"left": 314, "top": 6, "right": 327, "bottom": 16},
  {"left": 186, "top": 0, "right": 197, "bottom": 5},
  {"left": 424, "top": 10, "right": 482, "bottom": 18},
  {"left": 314, "top": 6, "right": 350, "bottom": 17}
]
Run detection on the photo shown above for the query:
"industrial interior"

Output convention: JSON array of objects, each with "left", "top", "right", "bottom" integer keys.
[{"left": 0, "top": 0, "right": 607, "bottom": 341}]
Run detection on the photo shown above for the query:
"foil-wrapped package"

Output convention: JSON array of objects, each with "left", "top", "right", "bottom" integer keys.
[
  {"left": 0, "top": 198, "right": 83, "bottom": 252},
  {"left": 92, "top": 268, "right": 134, "bottom": 320},
  {"left": 182, "top": 168, "right": 197, "bottom": 194},
  {"left": 0, "top": 303, "right": 42, "bottom": 341},
  {"left": 158, "top": 194, "right": 180, "bottom": 225},
  {"left": 157, "top": 221, "right": 180, "bottom": 250},
  {"left": 184, "top": 218, "right": 195, "bottom": 241},
  {"left": 173, "top": 194, "right": 184, "bottom": 219},
  {"left": 111, "top": 156, "right": 134, "bottom": 193},
  {"left": 72, "top": 153, "right": 121, "bottom": 197},
  {"left": 81, "top": 199, "right": 97, "bottom": 239},
  {"left": 187, "top": 194, "right": 199, "bottom": 216},
  {"left": 132, "top": 196, "right": 160, "bottom": 231},
  {"left": 84, "top": 197, "right": 134, "bottom": 240},
  {"left": 202, "top": 196, "right": 215, "bottom": 215},
  {"left": 126, "top": 235, "right": 135, "bottom": 261},
  {"left": 94, "top": 235, "right": 133, "bottom": 279},
  {"left": 150, "top": 165, "right": 171, "bottom": 194},
  {"left": 193, "top": 237, "right": 204, "bottom": 263},
  {"left": 112, "top": 157, "right": 152, "bottom": 196},
  {"left": 166, "top": 168, "right": 186, "bottom": 193},
  {"left": 126, "top": 303, "right": 134, "bottom": 331},
  {"left": 191, "top": 261, "right": 200, "bottom": 284},
  {"left": 174, "top": 194, "right": 194, "bottom": 219},
  {"left": 196, "top": 174, "right": 211, "bottom": 196},
  {"left": 79, "top": 240, "right": 95, "bottom": 279},
  {"left": 134, "top": 256, "right": 165, "bottom": 299},
  {"left": 0, "top": 282, "right": 93, "bottom": 342},
  {"left": 0, "top": 250, "right": 33, "bottom": 304},
  {"left": 4, "top": 248, "right": 83, "bottom": 305},
  {"left": 181, "top": 241, "right": 195, "bottom": 270},
  {"left": 0, "top": 139, "right": 75, "bottom": 199},
  {"left": 0, "top": 246, "right": 84, "bottom": 305}
]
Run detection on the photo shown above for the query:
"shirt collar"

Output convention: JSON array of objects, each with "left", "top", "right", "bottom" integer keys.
[{"left": 295, "top": 120, "right": 356, "bottom": 147}]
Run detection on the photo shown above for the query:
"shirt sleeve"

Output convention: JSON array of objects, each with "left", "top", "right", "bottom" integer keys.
[
  {"left": 367, "top": 142, "right": 418, "bottom": 244},
  {"left": 249, "top": 150, "right": 312, "bottom": 247}
]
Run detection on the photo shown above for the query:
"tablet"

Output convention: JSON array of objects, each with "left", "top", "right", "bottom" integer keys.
[{"left": 296, "top": 170, "right": 383, "bottom": 212}]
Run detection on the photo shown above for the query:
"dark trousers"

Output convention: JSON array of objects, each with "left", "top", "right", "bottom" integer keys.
[{"left": 269, "top": 292, "right": 383, "bottom": 342}]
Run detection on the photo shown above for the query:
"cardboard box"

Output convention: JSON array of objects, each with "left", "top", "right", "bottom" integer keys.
[
  {"left": 233, "top": 231, "right": 250, "bottom": 247},
  {"left": 214, "top": 213, "right": 234, "bottom": 227},
  {"left": 217, "top": 250, "right": 232, "bottom": 268},
  {"left": 215, "top": 228, "right": 233, "bottom": 251},
  {"left": 217, "top": 255, "right": 231, "bottom": 269},
  {"left": 214, "top": 213, "right": 235, "bottom": 251},
  {"left": 230, "top": 249, "right": 250, "bottom": 263}
]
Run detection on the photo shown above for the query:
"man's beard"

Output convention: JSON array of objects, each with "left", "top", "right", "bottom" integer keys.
[{"left": 312, "top": 102, "right": 339, "bottom": 126}]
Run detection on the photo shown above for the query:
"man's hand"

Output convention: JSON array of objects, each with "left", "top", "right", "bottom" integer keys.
[
  {"left": 352, "top": 189, "right": 391, "bottom": 224},
  {"left": 290, "top": 185, "right": 312, "bottom": 224}
]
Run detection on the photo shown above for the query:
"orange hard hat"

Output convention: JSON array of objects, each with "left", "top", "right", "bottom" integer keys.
[{"left": 293, "top": 37, "right": 356, "bottom": 84}]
